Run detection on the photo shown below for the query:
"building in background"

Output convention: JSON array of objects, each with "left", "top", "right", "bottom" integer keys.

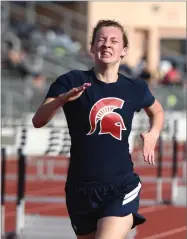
[{"left": 86, "top": 2, "right": 186, "bottom": 71}]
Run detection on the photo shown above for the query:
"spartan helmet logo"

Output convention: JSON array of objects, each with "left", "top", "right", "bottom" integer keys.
[{"left": 87, "top": 97, "right": 126, "bottom": 140}]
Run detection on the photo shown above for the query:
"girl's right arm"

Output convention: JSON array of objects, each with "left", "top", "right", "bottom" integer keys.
[
  {"left": 32, "top": 83, "right": 91, "bottom": 128},
  {"left": 32, "top": 97, "right": 62, "bottom": 128}
]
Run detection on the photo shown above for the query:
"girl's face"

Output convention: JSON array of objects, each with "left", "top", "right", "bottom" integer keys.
[{"left": 91, "top": 26, "right": 127, "bottom": 66}]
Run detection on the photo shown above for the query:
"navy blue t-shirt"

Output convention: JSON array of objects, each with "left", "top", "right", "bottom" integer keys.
[{"left": 46, "top": 69, "right": 155, "bottom": 184}]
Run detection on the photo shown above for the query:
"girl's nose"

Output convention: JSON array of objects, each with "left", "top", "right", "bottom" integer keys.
[{"left": 103, "top": 40, "right": 111, "bottom": 48}]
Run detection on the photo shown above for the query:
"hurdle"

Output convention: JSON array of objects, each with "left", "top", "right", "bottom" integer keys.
[
  {"left": 14, "top": 124, "right": 71, "bottom": 180},
  {"left": 1, "top": 148, "right": 26, "bottom": 238},
  {"left": 156, "top": 135, "right": 163, "bottom": 204},
  {"left": 1, "top": 148, "right": 6, "bottom": 237},
  {"left": 16, "top": 148, "right": 26, "bottom": 236},
  {"left": 1, "top": 145, "right": 76, "bottom": 239},
  {"left": 182, "top": 140, "right": 187, "bottom": 184},
  {"left": 156, "top": 119, "right": 182, "bottom": 205},
  {"left": 171, "top": 120, "right": 179, "bottom": 204}
]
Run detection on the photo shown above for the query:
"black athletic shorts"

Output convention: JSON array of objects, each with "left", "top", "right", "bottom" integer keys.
[{"left": 65, "top": 172, "right": 146, "bottom": 236}]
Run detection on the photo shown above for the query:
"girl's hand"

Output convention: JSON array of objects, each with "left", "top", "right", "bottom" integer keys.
[
  {"left": 58, "top": 83, "right": 91, "bottom": 103},
  {"left": 140, "top": 130, "right": 159, "bottom": 165}
]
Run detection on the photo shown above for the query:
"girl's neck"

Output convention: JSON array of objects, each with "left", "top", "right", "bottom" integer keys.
[{"left": 93, "top": 63, "right": 119, "bottom": 83}]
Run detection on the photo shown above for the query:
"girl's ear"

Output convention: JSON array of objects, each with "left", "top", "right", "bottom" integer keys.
[{"left": 121, "top": 47, "right": 128, "bottom": 58}]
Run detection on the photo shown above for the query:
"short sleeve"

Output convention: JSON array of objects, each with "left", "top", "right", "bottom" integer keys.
[
  {"left": 45, "top": 74, "right": 70, "bottom": 99},
  {"left": 141, "top": 86, "right": 155, "bottom": 108},
  {"left": 136, "top": 81, "right": 155, "bottom": 112}
]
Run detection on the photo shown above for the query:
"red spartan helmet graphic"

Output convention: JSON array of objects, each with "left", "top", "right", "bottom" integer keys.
[{"left": 87, "top": 97, "right": 126, "bottom": 140}]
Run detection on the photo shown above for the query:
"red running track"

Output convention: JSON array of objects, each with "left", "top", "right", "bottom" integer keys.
[{"left": 3, "top": 156, "right": 186, "bottom": 239}]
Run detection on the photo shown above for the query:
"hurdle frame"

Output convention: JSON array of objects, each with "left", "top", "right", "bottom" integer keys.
[
  {"left": 171, "top": 120, "right": 179, "bottom": 204},
  {"left": 1, "top": 148, "right": 6, "bottom": 237},
  {"left": 156, "top": 135, "right": 163, "bottom": 204},
  {"left": 16, "top": 148, "right": 26, "bottom": 236}
]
